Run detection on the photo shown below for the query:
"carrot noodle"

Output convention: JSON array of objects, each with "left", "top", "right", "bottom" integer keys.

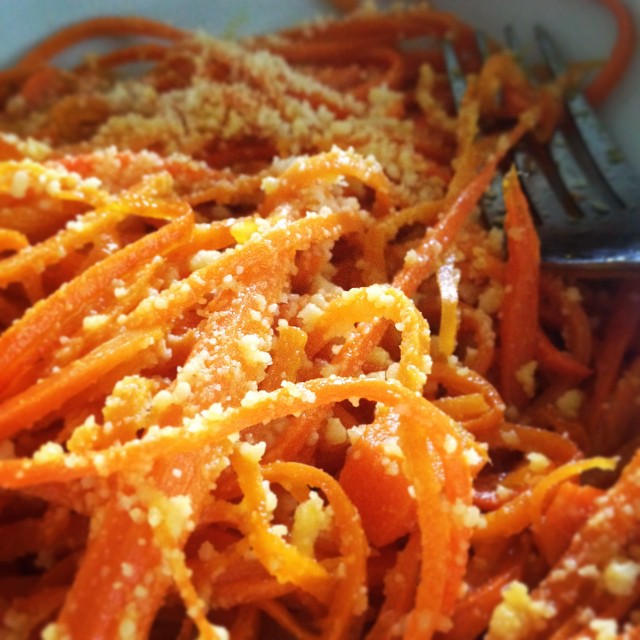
[
  {"left": 499, "top": 166, "right": 540, "bottom": 411},
  {"left": 436, "top": 257, "right": 461, "bottom": 359},
  {"left": 586, "top": 0, "right": 636, "bottom": 105},
  {"left": 15, "top": 16, "right": 185, "bottom": 68},
  {"left": 0, "top": 4, "right": 638, "bottom": 639}
]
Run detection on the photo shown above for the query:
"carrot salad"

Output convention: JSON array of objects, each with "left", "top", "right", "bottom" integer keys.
[{"left": 0, "top": 2, "right": 638, "bottom": 639}]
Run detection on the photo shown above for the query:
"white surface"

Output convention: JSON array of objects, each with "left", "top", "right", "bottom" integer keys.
[{"left": 2, "top": 0, "right": 639, "bottom": 171}]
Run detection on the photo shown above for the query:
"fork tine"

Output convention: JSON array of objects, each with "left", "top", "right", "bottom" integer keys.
[
  {"left": 476, "top": 27, "right": 593, "bottom": 235},
  {"left": 504, "top": 27, "right": 610, "bottom": 225},
  {"left": 547, "top": 132, "right": 613, "bottom": 220},
  {"left": 493, "top": 28, "right": 573, "bottom": 232},
  {"left": 442, "top": 34, "right": 507, "bottom": 227},
  {"left": 534, "top": 25, "right": 640, "bottom": 208},
  {"left": 475, "top": 31, "right": 491, "bottom": 60},
  {"left": 473, "top": 31, "right": 507, "bottom": 228},
  {"left": 443, "top": 28, "right": 639, "bottom": 271},
  {"left": 442, "top": 40, "right": 466, "bottom": 110},
  {"left": 503, "top": 25, "right": 520, "bottom": 58}
]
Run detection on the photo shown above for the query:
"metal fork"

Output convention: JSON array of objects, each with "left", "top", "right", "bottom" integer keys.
[{"left": 442, "top": 27, "right": 640, "bottom": 273}]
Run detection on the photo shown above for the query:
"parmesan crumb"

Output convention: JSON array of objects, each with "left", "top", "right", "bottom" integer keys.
[
  {"left": 322, "top": 417, "right": 348, "bottom": 446},
  {"left": 487, "top": 581, "right": 556, "bottom": 640},
  {"left": 526, "top": 452, "right": 551, "bottom": 473},
  {"left": 603, "top": 558, "right": 640, "bottom": 596},
  {"left": 10, "top": 170, "right": 30, "bottom": 198},
  {"left": 41, "top": 623, "right": 71, "bottom": 640},
  {"left": 515, "top": 361, "right": 537, "bottom": 398},
  {"left": 443, "top": 434, "right": 458, "bottom": 454},
  {"left": 555, "top": 389, "right": 584, "bottom": 419},
  {"left": 291, "top": 491, "right": 332, "bottom": 556},
  {"left": 238, "top": 440, "right": 267, "bottom": 463},
  {"left": 589, "top": 618, "right": 618, "bottom": 640}
]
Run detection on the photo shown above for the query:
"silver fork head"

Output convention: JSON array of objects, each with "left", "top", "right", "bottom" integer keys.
[
  {"left": 442, "top": 37, "right": 507, "bottom": 229},
  {"left": 442, "top": 26, "right": 640, "bottom": 274},
  {"left": 531, "top": 26, "right": 640, "bottom": 272},
  {"left": 534, "top": 25, "right": 640, "bottom": 210}
]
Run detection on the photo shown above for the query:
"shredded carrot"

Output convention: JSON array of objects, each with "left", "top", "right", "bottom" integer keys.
[
  {"left": 499, "top": 165, "right": 540, "bottom": 411},
  {"left": 0, "top": 6, "right": 637, "bottom": 640},
  {"left": 16, "top": 16, "right": 185, "bottom": 68},
  {"left": 586, "top": 0, "right": 636, "bottom": 105}
]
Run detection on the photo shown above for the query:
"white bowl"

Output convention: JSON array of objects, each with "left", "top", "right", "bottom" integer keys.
[{"left": 3, "top": 0, "right": 639, "bottom": 170}]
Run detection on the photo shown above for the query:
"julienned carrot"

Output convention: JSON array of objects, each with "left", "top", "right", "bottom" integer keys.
[
  {"left": 535, "top": 329, "right": 592, "bottom": 381},
  {"left": 228, "top": 606, "right": 260, "bottom": 640},
  {"left": 264, "top": 462, "right": 368, "bottom": 639},
  {"left": 264, "top": 165, "right": 452, "bottom": 462},
  {"left": 533, "top": 482, "right": 603, "bottom": 565},
  {"left": 260, "top": 147, "right": 392, "bottom": 216},
  {"left": 58, "top": 240, "right": 297, "bottom": 638},
  {"left": 430, "top": 362, "right": 505, "bottom": 435},
  {"left": 393, "top": 119, "right": 531, "bottom": 297},
  {"left": 78, "top": 42, "right": 170, "bottom": 71},
  {"left": 0, "top": 7, "right": 637, "bottom": 639},
  {"left": 499, "top": 165, "right": 540, "bottom": 411},
  {"left": 53, "top": 181, "right": 370, "bottom": 637},
  {"left": 271, "top": 38, "right": 407, "bottom": 97},
  {"left": 0, "top": 211, "right": 112, "bottom": 290},
  {"left": 121, "top": 208, "right": 365, "bottom": 336},
  {"left": 257, "top": 601, "right": 318, "bottom": 640},
  {"left": 0, "top": 510, "right": 84, "bottom": 563},
  {"left": 4, "top": 587, "right": 66, "bottom": 637},
  {"left": 446, "top": 563, "right": 521, "bottom": 640},
  {"left": 0, "top": 376, "right": 465, "bottom": 491},
  {"left": 528, "top": 456, "right": 615, "bottom": 526},
  {"left": 17, "top": 16, "right": 185, "bottom": 69},
  {"left": 351, "top": 47, "right": 406, "bottom": 97},
  {"left": 598, "top": 356, "right": 640, "bottom": 454},
  {"left": 540, "top": 275, "right": 593, "bottom": 365},
  {"left": 458, "top": 305, "right": 496, "bottom": 376},
  {"left": 473, "top": 457, "right": 615, "bottom": 542},
  {"left": 397, "top": 400, "right": 473, "bottom": 637},
  {"left": 0, "top": 228, "right": 28, "bottom": 252},
  {"left": 483, "top": 422, "right": 580, "bottom": 465},
  {"left": 277, "top": 6, "right": 472, "bottom": 52},
  {"left": 436, "top": 259, "right": 460, "bottom": 358},
  {"left": 360, "top": 199, "right": 444, "bottom": 284},
  {"left": 586, "top": 0, "right": 636, "bottom": 106},
  {"left": 365, "top": 533, "right": 420, "bottom": 640},
  {"left": 50, "top": 379, "right": 404, "bottom": 636},
  {"left": 587, "top": 281, "right": 640, "bottom": 449},
  {"left": 432, "top": 393, "right": 490, "bottom": 422},
  {"left": 306, "top": 285, "right": 430, "bottom": 391},
  {"left": 526, "top": 451, "right": 640, "bottom": 636},
  {"left": 56, "top": 446, "right": 221, "bottom": 640},
  {"left": 263, "top": 409, "right": 327, "bottom": 464},
  {"left": 204, "top": 572, "right": 294, "bottom": 610},
  {"left": 339, "top": 414, "right": 417, "bottom": 547},
  {"left": 232, "top": 449, "right": 333, "bottom": 604},
  {"left": 0, "top": 328, "right": 162, "bottom": 439},
  {"left": 0, "top": 211, "right": 193, "bottom": 395},
  {"left": 261, "top": 325, "right": 308, "bottom": 391},
  {"left": 333, "top": 119, "right": 529, "bottom": 376}
]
